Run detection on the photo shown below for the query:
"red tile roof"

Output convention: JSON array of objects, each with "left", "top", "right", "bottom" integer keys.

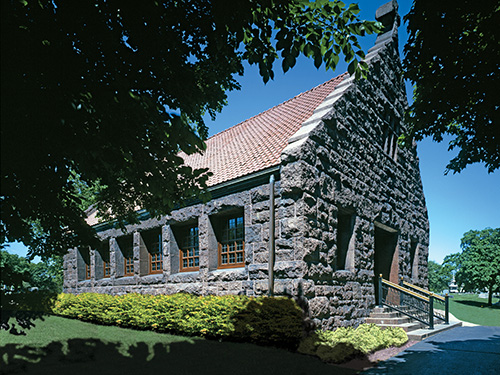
[{"left": 182, "top": 73, "right": 346, "bottom": 187}]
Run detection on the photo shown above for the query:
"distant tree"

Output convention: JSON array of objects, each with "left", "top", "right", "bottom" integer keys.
[
  {"left": 0, "top": 250, "right": 63, "bottom": 292},
  {"left": 402, "top": 1, "right": 499, "bottom": 173},
  {"left": 428, "top": 260, "right": 451, "bottom": 293},
  {"left": 1, "top": 0, "right": 380, "bottom": 262},
  {"left": 0, "top": 249, "right": 61, "bottom": 333},
  {"left": 459, "top": 228, "right": 500, "bottom": 306},
  {"left": 441, "top": 252, "right": 463, "bottom": 290}
]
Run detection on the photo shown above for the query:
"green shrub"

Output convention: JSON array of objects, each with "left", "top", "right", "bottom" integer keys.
[
  {"left": 232, "top": 297, "right": 303, "bottom": 348},
  {"left": 297, "top": 324, "right": 408, "bottom": 363},
  {"left": 52, "top": 293, "right": 303, "bottom": 348}
]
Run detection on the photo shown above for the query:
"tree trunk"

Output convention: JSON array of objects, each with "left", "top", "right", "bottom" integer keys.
[{"left": 488, "top": 284, "right": 493, "bottom": 306}]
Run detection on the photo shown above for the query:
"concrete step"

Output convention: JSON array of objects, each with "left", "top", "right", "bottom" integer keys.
[
  {"left": 366, "top": 315, "right": 412, "bottom": 324},
  {"left": 369, "top": 312, "right": 402, "bottom": 319},
  {"left": 370, "top": 307, "right": 392, "bottom": 314},
  {"left": 376, "top": 321, "right": 425, "bottom": 333},
  {"left": 407, "top": 321, "right": 462, "bottom": 341},
  {"left": 368, "top": 306, "right": 456, "bottom": 339}
]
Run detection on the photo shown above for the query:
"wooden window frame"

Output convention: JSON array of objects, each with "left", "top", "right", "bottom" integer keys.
[
  {"left": 117, "top": 235, "right": 134, "bottom": 277},
  {"left": 85, "top": 263, "right": 91, "bottom": 280},
  {"left": 103, "top": 259, "right": 111, "bottom": 278},
  {"left": 179, "top": 225, "right": 200, "bottom": 272},
  {"left": 80, "top": 247, "right": 91, "bottom": 280},
  {"left": 147, "top": 231, "right": 163, "bottom": 274},
  {"left": 218, "top": 215, "right": 245, "bottom": 269},
  {"left": 124, "top": 256, "right": 134, "bottom": 276},
  {"left": 100, "top": 242, "right": 111, "bottom": 278}
]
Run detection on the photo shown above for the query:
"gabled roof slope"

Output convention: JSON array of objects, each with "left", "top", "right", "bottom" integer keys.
[{"left": 183, "top": 73, "right": 347, "bottom": 186}]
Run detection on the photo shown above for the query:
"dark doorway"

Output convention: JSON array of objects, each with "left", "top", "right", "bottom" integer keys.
[{"left": 374, "top": 224, "right": 399, "bottom": 304}]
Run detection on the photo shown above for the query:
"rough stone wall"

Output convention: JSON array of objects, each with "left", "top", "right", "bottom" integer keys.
[
  {"left": 278, "top": 31, "right": 429, "bottom": 329},
  {"left": 63, "top": 180, "right": 303, "bottom": 297}
]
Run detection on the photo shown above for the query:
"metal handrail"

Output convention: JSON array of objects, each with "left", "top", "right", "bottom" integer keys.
[
  {"left": 377, "top": 275, "right": 450, "bottom": 329},
  {"left": 402, "top": 280, "right": 446, "bottom": 302},
  {"left": 400, "top": 278, "right": 449, "bottom": 324},
  {"left": 382, "top": 278, "right": 429, "bottom": 302}
]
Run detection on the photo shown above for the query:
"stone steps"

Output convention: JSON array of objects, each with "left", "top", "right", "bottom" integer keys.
[
  {"left": 365, "top": 316, "right": 412, "bottom": 325},
  {"left": 367, "top": 306, "right": 462, "bottom": 340},
  {"left": 369, "top": 312, "right": 402, "bottom": 319},
  {"left": 375, "top": 321, "right": 426, "bottom": 332}
]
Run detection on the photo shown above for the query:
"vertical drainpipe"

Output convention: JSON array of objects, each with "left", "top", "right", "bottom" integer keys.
[{"left": 268, "top": 174, "right": 275, "bottom": 297}]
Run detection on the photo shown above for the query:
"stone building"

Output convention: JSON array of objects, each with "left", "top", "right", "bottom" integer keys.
[{"left": 63, "top": 1, "right": 429, "bottom": 328}]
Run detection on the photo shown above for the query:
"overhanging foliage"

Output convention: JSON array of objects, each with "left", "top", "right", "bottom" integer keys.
[{"left": 1, "top": 0, "right": 380, "bottom": 258}]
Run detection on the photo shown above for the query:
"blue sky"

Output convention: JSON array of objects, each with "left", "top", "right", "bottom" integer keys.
[{"left": 5, "top": 0, "right": 499, "bottom": 263}]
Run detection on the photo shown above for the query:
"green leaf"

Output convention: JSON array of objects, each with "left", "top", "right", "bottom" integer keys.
[
  {"left": 355, "top": 50, "right": 365, "bottom": 58},
  {"left": 314, "top": 53, "right": 322, "bottom": 69},
  {"left": 347, "top": 59, "right": 357, "bottom": 75},
  {"left": 303, "top": 43, "right": 313, "bottom": 57}
]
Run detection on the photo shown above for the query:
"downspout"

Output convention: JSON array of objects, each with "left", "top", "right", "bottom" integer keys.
[{"left": 268, "top": 174, "right": 275, "bottom": 296}]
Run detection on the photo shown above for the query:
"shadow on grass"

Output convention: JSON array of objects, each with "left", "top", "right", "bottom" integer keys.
[
  {"left": 1, "top": 337, "right": 361, "bottom": 375},
  {"left": 1, "top": 291, "right": 56, "bottom": 335},
  {"left": 361, "top": 327, "right": 500, "bottom": 375},
  {"left": 453, "top": 300, "right": 500, "bottom": 309}
]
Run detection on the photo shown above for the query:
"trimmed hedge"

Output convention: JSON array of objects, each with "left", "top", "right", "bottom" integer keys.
[
  {"left": 52, "top": 293, "right": 303, "bottom": 348},
  {"left": 298, "top": 324, "right": 408, "bottom": 363}
]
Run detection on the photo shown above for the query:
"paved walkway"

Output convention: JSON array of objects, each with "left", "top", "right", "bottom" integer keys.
[{"left": 361, "top": 326, "right": 500, "bottom": 375}]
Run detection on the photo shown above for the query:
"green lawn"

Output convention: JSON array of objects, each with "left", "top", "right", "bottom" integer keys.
[
  {"left": 1, "top": 315, "right": 358, "bottom": 375},
  {"left": 449, "top": 294, "right": 500, "bottom": 326},
  {"left": 0, "top": 314, "right": 196, "bottom": 350}
]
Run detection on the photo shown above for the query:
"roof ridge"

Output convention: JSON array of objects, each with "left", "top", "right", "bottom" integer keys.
[{"left": 207, "top": 72, "right": 347, "bottom": 140}]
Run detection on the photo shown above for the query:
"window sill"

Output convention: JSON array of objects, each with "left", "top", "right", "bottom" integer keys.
[
  {"left": 148, "top": 271, "right": 163, "bottom": 275},
  {"left": 217, "top": 263, "right": 245, "bottom": 270},
  {"left": 211, "top": 266, "right": 246, "bottom": 274},
  {"left": 208, "top": 267, "right": 248, "bottom": 281},
  {"left": 179, "top": 268, "right": 200, "bottom": 273}
]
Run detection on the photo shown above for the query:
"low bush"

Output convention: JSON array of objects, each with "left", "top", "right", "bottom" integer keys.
[
  {"left": 52, "top": 293, "right": 303, "bottom": 348},
  {"left": 297, "top": 324, "right": 408, "bottom": 363},
  {"left": 232, "top": 297, "right": 304, "bottom": 348}
]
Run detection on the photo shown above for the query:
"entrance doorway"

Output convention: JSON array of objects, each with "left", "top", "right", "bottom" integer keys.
[{"left": 374, "top": 223, "right": 399, "bottom": 304}]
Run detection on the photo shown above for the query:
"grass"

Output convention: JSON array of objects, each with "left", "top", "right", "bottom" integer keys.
[
  {"left": 1, "top": 315, "right": 359, "bottom": 375},
  {"left": 0, "top": 314, "right": 197, "bottom": 352},
  {"left": 449, "top": 293, "right": 500, "bottom": 326}
]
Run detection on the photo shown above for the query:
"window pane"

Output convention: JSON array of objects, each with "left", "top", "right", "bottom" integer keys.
[
  {"left": 180, "top": 225, "right": 199, "bottom": 271},
  {"left": 218, "top": 214, "right": 244, "bottom": 267}
]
